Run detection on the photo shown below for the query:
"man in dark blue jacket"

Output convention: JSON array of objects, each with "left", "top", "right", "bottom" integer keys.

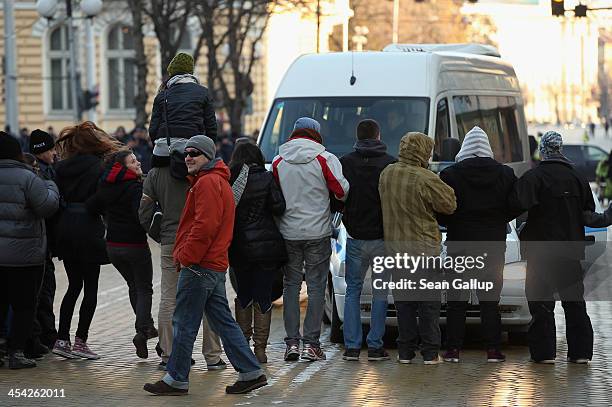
[
  {"left": 339, "top": 119, "right": 396, "bottom": 361},
  {"left": 28, "top": 129, "right": 60, "bottom": 355},
  {"left": 149, "top": 53, "right": 217, "bottom": 142},
  {"left": 510, "top": 131, "right": 596, "bottom": 364}
]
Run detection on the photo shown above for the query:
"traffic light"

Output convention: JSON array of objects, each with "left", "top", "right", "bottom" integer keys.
[
  {"left": 551, "top": 0, "right": 565, "bottom": 17},
  {"left": 82, "top": 89, "right": 99, "bottom": 111},
  {"left": 574, "top": 3, "right": 587, "bottom": 18}
]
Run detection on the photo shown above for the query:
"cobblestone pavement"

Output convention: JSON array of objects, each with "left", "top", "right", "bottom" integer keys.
[{"left": 2, "top": 243, "right": 612, "bottom": 406}]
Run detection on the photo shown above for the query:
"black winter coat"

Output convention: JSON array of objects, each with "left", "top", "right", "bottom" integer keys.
[
  {"left": 439, "top": 157, "right": 517, "bottom": 242},
  {"left": 149, "top": 82, "right": 217, "bottom": 142},
  {"left": 229, "top": 165, "right": 287, "bottom": 265},
  {"left": 86, "top": 163, "right": 147, "bottom": 245},
  {"left": 54, "top": 154, "right": 109, "bottom": 264},
  {"left": 340, "top": 139, "right": 396, "bottom": 240},
  {"left": 509, "top": 156, "right": 595, "bottom": 260}
]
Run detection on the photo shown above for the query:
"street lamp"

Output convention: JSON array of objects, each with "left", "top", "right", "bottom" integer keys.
[{"left": 36, "top": 0, "right": 103, "bottom": 123}]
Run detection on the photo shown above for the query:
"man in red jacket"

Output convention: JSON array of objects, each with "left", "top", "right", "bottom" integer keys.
[{"left": 144, "top": 136, "right": 266, "bottom": 396}]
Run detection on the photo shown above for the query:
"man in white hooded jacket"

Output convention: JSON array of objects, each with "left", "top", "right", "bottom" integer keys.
[{"left": 272, "top": 117, "right": 349, "bottom": 362}]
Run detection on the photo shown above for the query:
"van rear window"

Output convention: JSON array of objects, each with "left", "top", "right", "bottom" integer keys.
[{"left": 259, "top": 97, "right": 429, "bottom": 161}]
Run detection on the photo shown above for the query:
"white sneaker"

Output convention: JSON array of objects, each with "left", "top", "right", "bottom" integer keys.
[
  {"left": 530, "top": 358, "right": 555, "bottom": 364},
  {"left": 423, "top": 355, "right": 442, "bottom": 365},
  {"left": 567, "top": 357, "right": 590, "bottom": 364}
]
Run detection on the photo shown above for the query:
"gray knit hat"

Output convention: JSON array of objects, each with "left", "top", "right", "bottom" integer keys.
[
  {"left": 293, "top": 117, "right": 321, "bottom": 133},
  {"left": 185, "top": 135, "right": 216, "bottom": 160},
  {"left": 455, "top": 126, "right": 494, "bottom": 162},
  {"left": 539, "top": 131, "right": 563, "bottom": 159}
]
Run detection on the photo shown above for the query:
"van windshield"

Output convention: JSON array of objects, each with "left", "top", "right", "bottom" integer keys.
[{"left": 259, "top": 97, "right": 430, "bottom": 161}]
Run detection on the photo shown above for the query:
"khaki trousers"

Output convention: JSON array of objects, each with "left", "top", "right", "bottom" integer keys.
[{"left": 159, "top": 244, "right": 222, "bottom": 364}]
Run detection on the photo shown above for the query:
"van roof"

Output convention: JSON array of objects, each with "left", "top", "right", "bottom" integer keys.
[
  {"left": 382, "top": 43, "right": 501, "bottom": 58},
  {"left": 274, "top": 49, "right": 519, "bottom": 99}
]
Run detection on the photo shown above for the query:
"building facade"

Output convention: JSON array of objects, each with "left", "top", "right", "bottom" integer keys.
[{"left": 0, "top": 0, "right": 351, "bottom": 135}]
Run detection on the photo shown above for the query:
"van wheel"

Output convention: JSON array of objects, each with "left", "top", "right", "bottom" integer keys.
[
  {"left": 508, "top": 331, "right": 529, "bottom": 346},
  {"left": 327, "top": 274, "right": 343, "bottom": 344}
]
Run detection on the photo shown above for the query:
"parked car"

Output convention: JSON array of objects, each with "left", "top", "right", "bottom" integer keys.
[
  {"left": 324, "top": 191, "right": 607, "bottom": 345},
  {"left": 563, "top": 144, "right": 608, "bottom": 182}
]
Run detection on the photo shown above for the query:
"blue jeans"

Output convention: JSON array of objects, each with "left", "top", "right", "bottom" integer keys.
[
  {"left": 163, "top": 266, "right": 263, "bottom": 390},
  {"left": 343, "top": 238, "right": 388, "bottom": 349},
  {"left": 283, "top": 238, "right": 331, "bottom": 347}
]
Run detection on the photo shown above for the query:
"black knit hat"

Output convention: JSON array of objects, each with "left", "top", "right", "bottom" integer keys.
[
  {"left": 30, "top": 129, "right": 55, "bottom": 154},
  {"left": 0, "top": 131, "right": 23, "bottom": 160}
]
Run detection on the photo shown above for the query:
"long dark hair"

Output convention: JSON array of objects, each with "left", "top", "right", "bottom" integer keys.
[
  {"left": 56, "top": 121, "right": 123, "bottom": 160},
  {"left": 229, "top": 142, "right": 265, "bottom": 183}
]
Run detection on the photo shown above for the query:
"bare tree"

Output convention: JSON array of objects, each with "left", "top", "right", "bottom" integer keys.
[
  {"left": 193, "top": 1, "right": 304, "bottom": 136},
  {"left": 144, "top": 0, "right": 195, "bottom": 74},
  {"left": 126, "top": 0, "right": 149, "bottom": 127}
]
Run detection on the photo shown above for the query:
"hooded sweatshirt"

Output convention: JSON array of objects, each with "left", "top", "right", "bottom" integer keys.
[
  {"left": 340, "top": 139, "right": 396, "bottom": 240},
  {"left": 379, "top": 133, "right": 456, "bottom": 254},
  {"left": 173, "top": 158, "right": 235, "bottom": 272},
  {"left": 272, "top": 129, "right": 350, "bottom": 240},
  {"left": 439, "top": 127, "right": 518, "bottom": 242}
]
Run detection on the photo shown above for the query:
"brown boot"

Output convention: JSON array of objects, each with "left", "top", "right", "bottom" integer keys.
[
  {"left": 253, "top": 303, "right": 272, "bottom": 364},
  {"left": 234, "top": 298, "right": 253, "bottom": 343}
]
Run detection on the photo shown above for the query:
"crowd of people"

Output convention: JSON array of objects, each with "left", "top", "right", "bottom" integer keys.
[{"left": 2, "top": 51, "right": 612, "bottom": 397}]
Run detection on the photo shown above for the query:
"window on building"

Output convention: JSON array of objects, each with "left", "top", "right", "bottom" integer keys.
[
  {"left": 48, "top": 25, "right": 72, "bottom": 112},
  {"left": 453, "top": 95, "right": 524, "bottom": 163},
  {"left": 107, "top": 25, "right": 136, "bottom": 110}
]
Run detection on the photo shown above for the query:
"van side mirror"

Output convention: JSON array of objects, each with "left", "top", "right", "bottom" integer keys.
[{"left": 440, "top": 138, "right": 461, "bottom": 162}]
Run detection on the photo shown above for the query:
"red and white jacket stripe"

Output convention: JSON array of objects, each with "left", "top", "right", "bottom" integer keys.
[{"left": 272, "top": 137, "right": 349, "bottom": 241}]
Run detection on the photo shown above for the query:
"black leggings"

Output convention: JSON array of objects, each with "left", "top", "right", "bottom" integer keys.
[{"left": 58, "top": 261, "right": 100, "bottom": 342}]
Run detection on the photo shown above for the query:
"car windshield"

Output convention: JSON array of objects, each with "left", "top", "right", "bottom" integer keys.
[{"left": 259, "top": 97, "right": 430, "bottom": 161}]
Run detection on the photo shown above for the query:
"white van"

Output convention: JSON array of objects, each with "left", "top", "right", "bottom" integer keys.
[
  {"left": 257, "top": 44, "right": 605, "bottom": 344},
  {"left": 259, "top": 43, "right": 531, "bottom": 176}
]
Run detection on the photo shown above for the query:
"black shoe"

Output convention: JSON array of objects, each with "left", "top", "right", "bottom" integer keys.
[
  {"left": 367, "top": 347, "right": 390, "bottom": 361},
  {"left": 25, "top": 342, "right": 49, "bottom": 360},
  {"left": 158, "top": 361, "right": 167, "bottom": 371},
  {"left": 146, "top": 327, "right": 159, "bottom": 340},
  {"left": 0, "top": 338, "right": 7, "bottom": 358},
  {"left": 155, "top": 342, "right": 163, "bottom": 358},
  {"left": 9, "top": 352, "right": 37, "bottom": 369},
  {"left": 207, "top": 359, "right": 227, "bottom": 370},
  {"left": 342, "top": 348, "right": 360, "bottom": 361},
  {"left": 397, "top": 350, "right": 416, "bottom": 364},
  {"left": 133, "top": 333, "right": 148, "bottom": 359},
  {"left": 143, "top": 380, "right": 187, "bottom": 396},
  {"left": 284, "top": 343, "right": 300, "bottom": 361},
  {"left": 225, "top": 374, "right": 267, "bottom": 394}
]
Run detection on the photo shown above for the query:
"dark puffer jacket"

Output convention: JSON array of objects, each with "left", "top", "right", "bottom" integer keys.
[
  {"left": 54, "top": 154, "right": 109, "bottom": 264},
  {"left": 229, "top": 165, "right": 287, "bottom": 265},
  {"left": 86, "top": 162, "right": 147, "bottom": 245},
  {"left": 0, "top": 159, "right": 59, "bottom": 267},
  {"left": 149, "top": 82, "right": 217, "bottom": 142},
  {"left": 439, "top": 157, "right": 518, "bottom": 242}
]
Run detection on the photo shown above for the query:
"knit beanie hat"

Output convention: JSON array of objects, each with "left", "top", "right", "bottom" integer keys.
[
  {"left": 167, "top": 52, "right": 195, "bottom": 78},
  {"left": 0, "top": 131, "right": 23, "bottom": 160},
  {"left": 293, "top": 117, "right": 321, "bottom": 133},
  {"left": 539, "top": 131, "right": 563, "bottom": 160},
  {"left": 29, "top": 129, "right": 55, "bottom": 155},
  {"left": 185, "top": 135, "right": 216, "bottom": 160},
  {"left": 455, "top": 126, "right": 494, "bottom": 162}
]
